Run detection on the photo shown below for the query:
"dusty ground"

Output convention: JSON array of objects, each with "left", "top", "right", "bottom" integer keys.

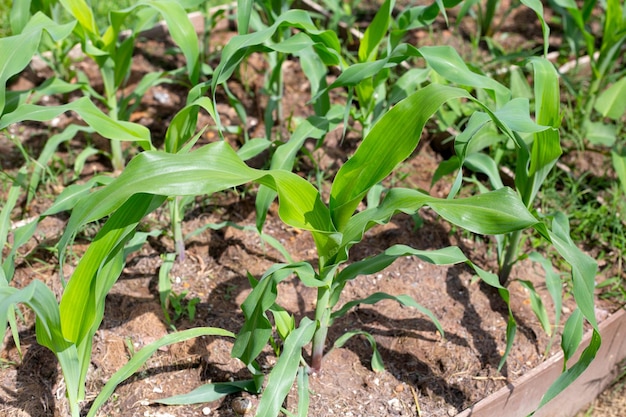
[{"left": 0, "top": 3, "right": 624, "bottom": 417}]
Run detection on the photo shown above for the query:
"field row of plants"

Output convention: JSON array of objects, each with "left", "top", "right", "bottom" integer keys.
[{"left": 0, "top": 0, "right": 625, "bottom": 416}]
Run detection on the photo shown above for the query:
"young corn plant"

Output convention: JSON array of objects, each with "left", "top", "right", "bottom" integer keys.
[
  {"left": 51, "top": 72, "right": 598, "bottom": 415},
  {"left": 550, "top": 0, "right": 626, "bottom": 191},
  {"left": 13, "top": 0, "right": 202, "bottom": 172}
]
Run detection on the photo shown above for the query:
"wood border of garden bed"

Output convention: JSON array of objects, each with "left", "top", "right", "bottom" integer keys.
[{"left": 456, "top": 307, "right": 626, "bottom": 417}]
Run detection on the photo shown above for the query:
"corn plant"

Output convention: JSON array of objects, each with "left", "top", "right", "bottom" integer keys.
[
  {"left": 46, "top": 68, "right": 600, "bottom": 414},
  {"left": 549, "top": 0, "right": 626, "bottom": 192},
  {"left": 8, "top": 0, "right": 202, "bottom": 172}
]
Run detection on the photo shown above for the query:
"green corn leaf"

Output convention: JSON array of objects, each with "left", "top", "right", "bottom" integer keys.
[
  {"left": 165, "top": 96, "right": 218, "bottom": 153},
  {"left": 332, "top": 331, "right": 384, "bottom": 372},
  {"left": 233, "top": 264, "right": 310, "bottom": 365},
  {"left": 405, "top": 187, "right": 538, "bottom": 235},
  {"left": 142, "top": 0, "right": 200, "bottom": 83},
  {"left": 547, "top": 212, "right": 598, "bottom": 331},
  {"left": 297, "top": 365, "right": 310, "bottom": 417},
  {"left": 331, "top": 84, "right": 472, "bottom": 230},
  {"left": 9, "top": 0, "right": 32, "bottom": 34},
  {"left": 255, "top": 317, "right": 316, "bottom": 417},
  {"left": 59, "top": 194, "right": 165, "bottom": 344},
  {"left": 156, "top": 380, "right": 258, "bottom": 405},
  {"left": 594, "top": 76, "right": 626, "bottom": 120},
  {"left": 0, "top": 13, "right": 75, "bottom": 115},
  {"left": 338, "top": 187, "right": 537, "bottom": 266},
  {"left": 464, "top": 153, "right": 505, "bottom": 190},
  {"left": 41, "top": 176, "right": 113, "bottom": 217},
  {"left": 518, "top": 280, "right": 551, "bottom": 335},
  {"left": 520, "top": 0, "right": 551, "bottom": 56},
  {"left": 536, "top": 330, "right": 601, "bottom": 411},
  {"left": 358, "top": 0, "right": 394, "bottom": 62},
  {"left": 60, "top": 141, "right": 333, "bottom": 252},
  {"left": 418, "top": 45, "right": 510, "bottom": 105},
  {"left": 237, "top": 0, "right": 253, "bottom": 34},
  {"left": 529, "top": 252, "right": 562, "bottom": 336},
  {"left": 59, "top": 0, "right": 98, "bottom": 36},
  {"left": 0, "top": 97, "right": 152, "bottom": 150},
  {"left": 212, "top": 9, "right": 340, "bottom": 89},
  {"left": 256, "top": 115, "right": 333, "bottom": 229},
  {"left": 87, "top": 327, "right": 235, "bottom": 417},
  {"left": 0, "top": 280, "right": 70, "bottom": 354},
  {"left": 331, "top": 291, "right": 443, "bottom": 337},
  {"left": 561, "top": 309, "right": 584, "bottom": 366},
  {"left": 237, "top": 138, "right": 272, "bottom": 161}
]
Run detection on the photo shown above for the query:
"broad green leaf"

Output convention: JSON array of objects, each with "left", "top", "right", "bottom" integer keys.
[
  {"left": 536, "top": 330, "right": 601, "bottom": 410},
  {"left": 212, "top": 9, "right": 340, "bottom": 89},
  {"left": 165, "top": 96, "right": 218, "bottom": 153},
  {"left": 233, "top": 264, "right": 311, "bottom": 365},
  {"left": 0, "top": 97, "right": 152, "bottom": 150},
  {"left": 520, "top": 0, "right": 550, "bottom": 55},
  {"left": 494, "top": 98, "right": 549, "bottom": 133},
  {"left": 60, "top": 0, "right": 98, "bottom": 35},
  {"left": 59, "top": 194, "right": 165, "bottom": 344},
  {"left": 594, "top": 76, "right": 626, "bottom": 119},
  {"left": 418, "top": 45, "right": 510, "bottom": 105},
  {"left": 143, "top": 0, "right": 200, "bottom": 83},
  {"left": 518, "top": 280, "right": 551, "bottom": 334},
  {"left": 9, "top": 0, "right": 32, "bottom": 34},
  {"left": 529, "top": 252, "right": 562, "bottom": 336},
  {"left": 255, "top": 317, "right": 316, "bottom": 417},
  {"left": 415, "top": 187, "right": 538, "bottom": 235},
  {"left": 256, "top": 115, "right": 332, "bottom": 229},
  {"left": 339, "top": 187, "right": 537, "bottom": 265},
  {"left": 237, "top": 138, "right": 272, "bottom": 161},
  {"left": 585, "top": 121, "right": 617, "bottom": 147},
  {"left": 530, "top": 58, "right": 560, "bottom": 128},
  {"left": 87, "top": 327, "right": 235, "bottom": 417},
  {"left": 561, "top": 309, "right": 584, "bottom": 365},
  {"left": 332, "top": 292, "right": 443, "bottom": 337},
  {"left": 464, "top": 153, "right": 505, "bottom": 190},
  {"left": 547, "top": 212, "right": 598, "bottom": 330},
  {"left": 0, "top": 13, "right": 75, "bottom": 115},
  {"left": 331, "top": 84, "right": 472, "bottom": 230},
  {"left": 297, "top": 365, "right": 310, "bottom": 417},
  {"left": 0, "top": 281, "right": 70, "bottom": 354},
  {"left": 41, "top": 175, "right": 114, "bottom": 216},
  {"left": 358, "top": 0, "right": 393, "bottom": 62},
  {"left": 60, "top": 141, "right": 333, "bottom": 251},
  {"left": 156, "top": 380, "right": 258, "bottom": 405},
  {"left": 237, "top": 0, "right": 253, "bottom": 34},
  {"left": 333, "top": 331, "right": 384, "bottom": 372}
]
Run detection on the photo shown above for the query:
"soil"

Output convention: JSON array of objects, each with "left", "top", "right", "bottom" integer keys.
[{"left": 1, "top": 3, "right": 624, "bottom": 417}]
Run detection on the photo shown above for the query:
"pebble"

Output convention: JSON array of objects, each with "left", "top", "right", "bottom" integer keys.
[
  {"left": 202, "top": 406, "right": 212, "bottom": 415},
  {"left": 387, "top": 398, "right": 402, "bottom": 412}
]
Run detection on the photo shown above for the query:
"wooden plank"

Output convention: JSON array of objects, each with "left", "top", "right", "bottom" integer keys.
[{"left": 456, "top": 308, "right": 626, "bottom": 417}]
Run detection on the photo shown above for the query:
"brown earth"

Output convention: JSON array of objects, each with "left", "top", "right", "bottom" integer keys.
[{"left": 0, "top": 4, "right": 624, "bottom": 417}]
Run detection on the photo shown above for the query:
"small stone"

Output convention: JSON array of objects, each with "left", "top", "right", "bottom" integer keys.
[
  {"left": 394, "top": 384, "right": 404, "bottom": 393},
  {"left": 202, "top": 406, "right": 212, "bottom": 415},
  {"left": 388, "top": 398, "right": 402, "bottom": 412}
]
